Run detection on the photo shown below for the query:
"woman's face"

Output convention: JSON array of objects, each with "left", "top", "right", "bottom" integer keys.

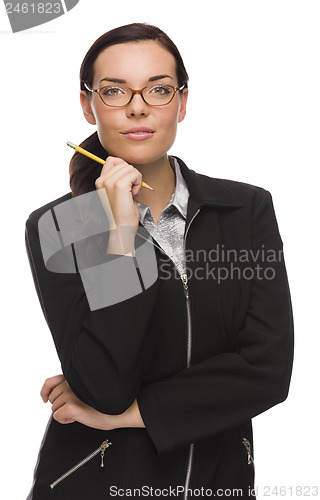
[{"left": 80, "top": 41, "right": 188, "bottom": 166}]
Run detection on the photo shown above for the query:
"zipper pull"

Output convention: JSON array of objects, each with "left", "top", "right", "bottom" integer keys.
[
  {"left": 100, "top": 450, "right": 105, "bottom": 468},
  {"left": 242, "top": 438, "right": 254, "bottom": 465},
  {"left": 100, "top": 439, "right": 112, "bottom": 468},
  {"left": 180, "top": 273, "right": 189, "bottom": 299},
  {"left": 50, "top": 438, "right": 112, "bottom": 489}
]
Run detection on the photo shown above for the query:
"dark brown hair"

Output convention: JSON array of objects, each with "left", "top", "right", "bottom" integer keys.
[{"left": 69, "top": 22, "right": 189, "bottom": 197}]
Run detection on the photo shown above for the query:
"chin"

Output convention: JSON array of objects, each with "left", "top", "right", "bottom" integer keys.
[
  {"left": 100, "top": 131, "right": 174, "bottom": 166},
  {"left": 108, "top": 147, "right": 167, "bottom": 167},
  {"left": 125, "top": 154, "right": 162, "bottom": 166}
]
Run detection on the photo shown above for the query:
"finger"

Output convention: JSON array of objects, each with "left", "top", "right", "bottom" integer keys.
[
  {"left": 102, "top": 156, "right": 128, "bottom": 171},
  {"left": 40, "top": 375, "right": 65, "bottom": 402},
  {"left": 131, "top": 175, "right": 143, "bottom": 197},
  {"left": 51, "top": 383, "right": 74, "bottom": 412},
  {"left": 49, "top": 381, "right": 68, "bottom": 405},
  {"left": 51, "top": 394, "right": 63, "bottom": 413},
  {"left": 96, "top": 161, "right": 136, "bottom": 190},
  {"left": 101, "top": 165, "right": 142, "bottom": 195},
  {"left": 97, "top": 157, "right": 129, "bottom": 183},
  {"left": 53, "top": 404, "right": 75, "bottom": 425}
]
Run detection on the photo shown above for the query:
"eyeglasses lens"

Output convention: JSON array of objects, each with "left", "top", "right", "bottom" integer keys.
[{"left": 99, "top": 85, "right": 175, "bottom": 106}]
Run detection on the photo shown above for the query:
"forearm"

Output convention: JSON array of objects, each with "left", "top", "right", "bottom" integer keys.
[
  {"left": 26, "top": 215, "right": 160, "bottom": 415},
  {"left": 114, "top": 398, "right": 146, "bottom": 429},
  {"left": 43, "top": 376, "right": 146, "bottom": 430}
]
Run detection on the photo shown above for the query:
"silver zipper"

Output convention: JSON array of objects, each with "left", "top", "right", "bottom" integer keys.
[
  {"left": 181, "top": 208, "right": 200, "bottom": 500},
  {"left": 181, "top": 270, "right": 193, "bottom": 500},
  {"left": 50, "top": 439, "right": 112, "bottom": 490},
  {"left": 181, "top": 270, "right": 194, "bottom": 500},
  {"left": 138, "top": 209, "right": 200, "bottom": 499},
  {"left": 242, "top": 437, "right": 254, "bottom": 466}
]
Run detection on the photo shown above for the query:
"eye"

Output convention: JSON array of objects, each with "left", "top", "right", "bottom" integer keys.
[
  {"left": 100, "top": 86, "right": 126, "bottom": 97},
  {"left": 149, "top": 85, "right": 173, "bottom": 95}
]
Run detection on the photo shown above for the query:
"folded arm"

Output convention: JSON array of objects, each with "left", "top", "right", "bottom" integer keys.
[
  {"left": 136, "top": 189, "right": 294, "bottom": 454},
  {"left": 25, "top": 216, "right": 160, "bottom": 415}
]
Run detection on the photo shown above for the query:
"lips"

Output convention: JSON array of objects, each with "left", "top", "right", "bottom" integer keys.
[
  {"left": 121, "top": 127, "right": 155, "bottom": 141},
  {"left": 121, "top": 127, "right": 155, "bottom": 134}
]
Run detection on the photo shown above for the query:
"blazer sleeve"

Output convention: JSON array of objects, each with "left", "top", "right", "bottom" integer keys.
[
  {"left": 136, "top": 189, "right": 294, "bottom": 455},
  {"left": 25, "top": 214, "right": 161, "bottom": 415}
]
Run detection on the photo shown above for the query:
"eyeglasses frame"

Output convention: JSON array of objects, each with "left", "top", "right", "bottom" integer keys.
[{"left": 83, "top": 81, "right": 186, "bottom": 107}]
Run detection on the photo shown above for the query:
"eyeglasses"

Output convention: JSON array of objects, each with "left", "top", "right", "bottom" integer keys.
[{"left": 83, "top": 82, "right": 185, "bottom": 107}]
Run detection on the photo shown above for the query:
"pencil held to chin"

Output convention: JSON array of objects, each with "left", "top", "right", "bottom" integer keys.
[{"left": 67, "top": 142, "right": 154, "bottom": 191}]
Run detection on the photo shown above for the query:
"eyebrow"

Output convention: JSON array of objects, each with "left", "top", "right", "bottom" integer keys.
[{"left": 98, "top": 74, "right": 174, "bottom": 84}]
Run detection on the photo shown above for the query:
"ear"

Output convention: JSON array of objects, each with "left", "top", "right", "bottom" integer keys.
[
  {"left": 80, "top": 91, "right": 96, "bottom": 125},
  {"left": 178, "top": 88, "right": 188, "bottom": 123}
]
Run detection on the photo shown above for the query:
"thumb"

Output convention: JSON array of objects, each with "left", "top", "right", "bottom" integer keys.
[
  {"left": 53, "top": 405, "right": 75, "bottom": 425},
  {"left": 131, "top": 181, "right": 142, "bottom": 198}
]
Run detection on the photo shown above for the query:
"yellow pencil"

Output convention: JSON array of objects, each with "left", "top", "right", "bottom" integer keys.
[{"left": 67, "top": 141, "right": 154, "bottom": 191}]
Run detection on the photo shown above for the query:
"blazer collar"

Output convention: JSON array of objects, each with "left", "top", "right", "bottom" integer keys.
[{"left": 173, "top": 156, "right": 244, "bottom": 209}]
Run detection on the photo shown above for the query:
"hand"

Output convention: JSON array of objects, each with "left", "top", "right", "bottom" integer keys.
[
  {"left": 41, "top": 375, "right": 116, "bottom": 429},
  {"left": 95, "top": 157, "right": 142, "bottom": 256},
  {"left": 95, "top": 156, "right": 142, "bottom": 256},
  {"left": 95, "top": 156, "right": 142, "bottom": 228},
  {"left": 40, "top": 375, "right": 145, "bottom": 430}
]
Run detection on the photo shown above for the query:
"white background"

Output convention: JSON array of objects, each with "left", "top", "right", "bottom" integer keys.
[{"left": 0, "top": 1, "right": 319, "bottom": 498}]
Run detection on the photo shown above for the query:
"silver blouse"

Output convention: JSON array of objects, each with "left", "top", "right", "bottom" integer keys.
[{"left": 136, "top": 157, "right": 190, "bottom": 275}]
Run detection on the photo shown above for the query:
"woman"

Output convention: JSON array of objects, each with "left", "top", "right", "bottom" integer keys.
[{"left": 25, "top": 23, "right": 294, "bottom": 500}]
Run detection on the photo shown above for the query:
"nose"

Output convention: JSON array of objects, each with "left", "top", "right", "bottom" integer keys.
[{"left": 126, "top": 92, "right": 149, "bottom": 117}]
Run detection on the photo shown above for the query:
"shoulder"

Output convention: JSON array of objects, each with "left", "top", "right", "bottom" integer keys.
[
  {"left": 208, "top": 175, "right": 269, "bottom": 194},
  {"left": 203, "top": 176, "right": 274, "bottom": 219},
  {"left": 26, "top": 192, "right": 73, "bottom": 227},
  {"left": 174, "top": 156, "right": 271, "bottom": 209},
  {"left": 210, "top": 176, "right": 271, "bottom": 205}
]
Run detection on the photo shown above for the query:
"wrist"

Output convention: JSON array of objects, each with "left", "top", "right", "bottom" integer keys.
[
  {"left": 100, "top": 412, "right": 118, "bottom": 431},
  {"left": 112, "top": 400, "right": 145, "bottom": 429},
  {"left": 106, "top": 227, "right": 137, "bottom": 256}
]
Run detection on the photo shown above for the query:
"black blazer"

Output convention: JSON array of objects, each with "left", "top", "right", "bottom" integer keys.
[{"left": 25, "top": 157, "right": 294, "bottom": 500}]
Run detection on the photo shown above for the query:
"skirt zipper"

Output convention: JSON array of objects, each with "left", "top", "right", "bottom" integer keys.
[
  {"left": 50, "top": 439, "right": 112, "bottom": 490},
  {"left": 138, "top": 208, "right": 200, "bottom": 500}
]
